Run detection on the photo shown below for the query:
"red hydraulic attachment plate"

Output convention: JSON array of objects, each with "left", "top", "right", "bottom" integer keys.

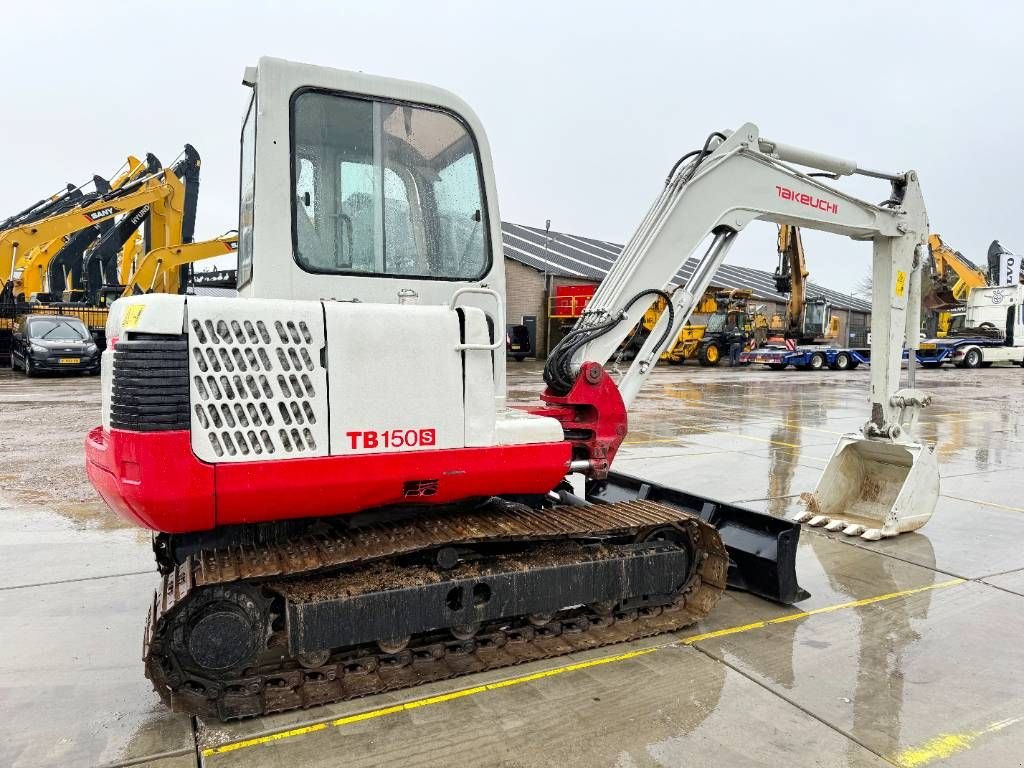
[{"left": 520, "top": 361, "right": 627, "bottom": 479}]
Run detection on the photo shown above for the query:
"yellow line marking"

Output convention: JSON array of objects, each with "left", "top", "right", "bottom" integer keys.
[
  {"left": 201, "top": 578, "right": 964, "bottom": 758},
  {"left": 943, "top": 494, "right": 1024, "bottom": 514},
  {"left": 680, "top": 579, "right": 964, "bottom": 644},
  {"left": 890, "top": 715, "right": 1024, "bottom": 767}
]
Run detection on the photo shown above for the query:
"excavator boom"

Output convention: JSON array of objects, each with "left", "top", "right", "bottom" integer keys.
[
  {"left": 1, "top": 148, "right": 199, "bottom": 301},
  {"left": 543, "top": 125, "right": 937, "bottom": 539}
]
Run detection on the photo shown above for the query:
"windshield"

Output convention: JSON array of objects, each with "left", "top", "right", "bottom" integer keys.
[
  {"left": 28, "top": 318, "right": 89, "bottom": 341},
  {"left": 291, "top": 90, "right": 489, "bottom": 281},
  {"left": 804, "top": 301, "right": 826, "bottom": 330},
  {"left": 706, "top": 313, "right": 726, "bottom": 333}
]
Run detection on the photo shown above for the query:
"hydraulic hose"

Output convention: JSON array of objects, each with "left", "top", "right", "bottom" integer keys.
[{"left": 543, "top": 288, "right": 674, "bottom": 395}]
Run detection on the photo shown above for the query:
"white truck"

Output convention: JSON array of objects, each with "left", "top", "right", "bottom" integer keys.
[{"left": 918, "top": 284, "right": 1024, "bottom": 367}]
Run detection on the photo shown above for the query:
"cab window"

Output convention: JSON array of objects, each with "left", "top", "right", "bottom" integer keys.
[{"left": 291, "top": 90, "right": 489, "bottom": 281}]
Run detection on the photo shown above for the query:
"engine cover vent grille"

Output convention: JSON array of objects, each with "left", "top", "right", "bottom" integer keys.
[
  {"left": 110, "top": 337, "right": 190, "bottom": 432},
  {"left": 186, "top": 298, "right": 329, "bottom": 463}
]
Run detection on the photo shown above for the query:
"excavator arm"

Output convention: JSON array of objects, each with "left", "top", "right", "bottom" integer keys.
[
  {"left": 1, "top": 160, "right": 191, "bottom": 297},
  {"left": 542, "top": 123, "right": 936, "bottom": 540},
  {"left": 775, "top": 224, "right": 809, "bottom": 336},
  {"left": 123, "top": 233, "right": 237, "bottom": 296},
  {"left": 924, "top": 233, "right": 988, "bottom": 310}
]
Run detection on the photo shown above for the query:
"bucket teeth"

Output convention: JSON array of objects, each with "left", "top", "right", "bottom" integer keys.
[
  {"left": 807, "top": 515, "right": 830, "bottom": 527},
  {"left": 824, "top": 519, "right": 847, "bottom": 532},
  {"left": 860, "top": 528, "right": 883, "bottom": 541},
  {"left": 842, "top": 524, "right": 866, "bottom": 537},
  {"left": 792, "top": 509, "right": 815, "bottom": 523}
]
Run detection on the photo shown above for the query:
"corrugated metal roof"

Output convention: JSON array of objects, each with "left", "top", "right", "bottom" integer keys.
[{"left": 501, "top": 221, "right": 872, "bottom": 313}]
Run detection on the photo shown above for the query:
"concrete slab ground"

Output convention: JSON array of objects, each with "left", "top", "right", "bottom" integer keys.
[{"left": 2, "top": 362, "right": 1023, "bottom": 767}]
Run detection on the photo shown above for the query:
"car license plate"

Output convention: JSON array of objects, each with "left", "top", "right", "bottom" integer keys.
[
  {"left": 59, "top": 357, "right": 81, "bottom": 364},
  {"left": 510, "top": 344, "right": 521, "bottom": 350},
  {"left": 919, "top": 343, "right": 936, "bottom": 350}
]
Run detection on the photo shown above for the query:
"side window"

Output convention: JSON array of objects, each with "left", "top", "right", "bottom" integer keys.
[
  {"left": 432, "top": 153, "right": 486, "bottom": 278},
  {"left": 237, "top": 95, "right": 256, "bottom": 288}
]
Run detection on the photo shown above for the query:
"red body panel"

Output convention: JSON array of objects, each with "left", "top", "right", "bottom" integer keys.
[
  {"left": 86, "top": 427, "right": 216, "bottom": 532},
  {"left": 85, "top": 426, "right": 571, "bottom": 534}
]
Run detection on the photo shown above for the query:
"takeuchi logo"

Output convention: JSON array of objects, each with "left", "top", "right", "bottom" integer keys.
[{"left": 776, "top": 185, "right": 839, "bottom": 215}]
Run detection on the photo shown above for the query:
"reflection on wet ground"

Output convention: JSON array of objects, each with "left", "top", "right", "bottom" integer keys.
[{"left": 2, "top": 363, "right": 1024, "bottom": 767}]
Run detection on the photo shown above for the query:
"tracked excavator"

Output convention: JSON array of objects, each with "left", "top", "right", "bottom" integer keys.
[
  {"left": 773, "top": 224, "right": 839, "bottom": 343},
  {"left": 85, "top": 58, "right": 939, "bottom": 720}
]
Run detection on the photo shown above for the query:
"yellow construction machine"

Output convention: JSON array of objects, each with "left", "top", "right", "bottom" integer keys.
[
  {"left": 642, "top": 287, "right": 768, "bottom": 365},
  {"left": 922, "top": 233, "right": 988, "bottom": 337},
  {"left": 772, "top": 224, "right": 839, "bottom": 343},
  {"left": 122, "top": 232, "right": 237, "bottom": 296},
  {"left": 0, "top": 150, "right": 198, "bottom": 302}
]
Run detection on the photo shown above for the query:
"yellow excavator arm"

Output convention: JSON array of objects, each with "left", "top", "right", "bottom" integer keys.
[
  {"left": 925, "top": 233, "right": 988, "bottom": 308},
  {"left": 775, "top": 224, "right": 809, "bottom": 335},
  {"left": 2, "top": 170, "right": 185, "bottom": 298},
  {"left": 123, "top": 233, "right": 237, "bottom": 296},
  {"left": 11, "top": 156, "right": 152, "bottom": 298}
]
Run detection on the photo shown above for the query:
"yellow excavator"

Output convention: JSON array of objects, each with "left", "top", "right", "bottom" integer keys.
[
  {"left": 922, "top": 233, "right": 988, "bottom": 337},
  {"left": 17, "top": 156, "right": 160, "bottom": 302},
  {"left": 773, "top": 224, "right": 840, "bottom": 343},
  {"left": 0, "top": 148, "right": 198, "bottom": 302}
]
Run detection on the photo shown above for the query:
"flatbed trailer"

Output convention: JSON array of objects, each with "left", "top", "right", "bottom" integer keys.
[{"left": 740, "top": 344, "right": 868, "bottom": 371}]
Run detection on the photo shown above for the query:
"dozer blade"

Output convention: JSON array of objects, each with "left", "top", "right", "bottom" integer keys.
[
  {"left": 798, "top": 434, "right": 939, "bottom": 541},
  {"left": 587, "top": 471, "right": 807, "bottom": 604}
]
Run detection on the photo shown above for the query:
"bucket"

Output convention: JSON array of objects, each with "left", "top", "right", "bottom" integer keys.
[{"left": 797, "top": 434, "right": 939, "bottom": 540}]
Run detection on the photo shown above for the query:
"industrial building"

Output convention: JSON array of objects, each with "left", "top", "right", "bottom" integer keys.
[{"left": 501, "top": 220, "right": 872, "bottom": 356}]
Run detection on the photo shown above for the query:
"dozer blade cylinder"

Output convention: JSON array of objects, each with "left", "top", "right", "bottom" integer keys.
[{"left": 587, "top": 471, "right": 807, "bottom": 604}]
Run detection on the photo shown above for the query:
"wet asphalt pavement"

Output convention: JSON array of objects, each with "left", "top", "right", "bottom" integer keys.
[{"left": 1, "top": 361, "right": 1023, "bottom": 767}]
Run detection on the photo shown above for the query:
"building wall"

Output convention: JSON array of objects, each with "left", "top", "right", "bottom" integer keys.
[
  {"left": 505, "top": 259, "right": 603, "bottom": 357},
  {"left": 504, "top": 259, "right": 548, "bottom": 355},
  {"left": 504, "top": 256, "right": 872, "bottom": 356}
]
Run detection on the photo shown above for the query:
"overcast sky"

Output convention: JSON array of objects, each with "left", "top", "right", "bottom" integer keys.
[{"left": 4, "top": 1, "right": 1020, "bottom": 295}]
